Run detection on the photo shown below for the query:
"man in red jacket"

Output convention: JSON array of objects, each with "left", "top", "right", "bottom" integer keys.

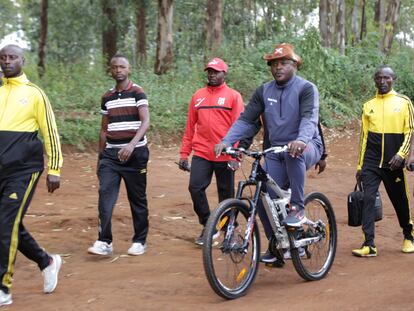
[{"left": 178, "top": 58, "right": 244, "bottom": 245}]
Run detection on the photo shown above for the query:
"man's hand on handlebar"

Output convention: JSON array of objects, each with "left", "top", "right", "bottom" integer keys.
[
  {"left": 287, "top": 140, "right": 306, "bottom": 158},
  {"left": 214, "top": 143, "right": 229, "bottom": 158}
]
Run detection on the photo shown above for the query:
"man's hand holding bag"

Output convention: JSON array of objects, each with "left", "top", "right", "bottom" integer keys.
[{"left": 347, "top": 182, "right": 383, "bottom": 227}]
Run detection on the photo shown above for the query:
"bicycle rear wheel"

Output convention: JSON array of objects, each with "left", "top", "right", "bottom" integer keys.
[
  {"left": 203, "top": 198, "right": 260, "bottom": 299},
  {"left": 289, "top": 192, "right": 337, "bottom": 281}
]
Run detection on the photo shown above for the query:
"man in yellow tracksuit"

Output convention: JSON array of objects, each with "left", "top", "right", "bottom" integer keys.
[
  {"left": 353, "top": 65, "right": 414, "bottom": 257},
  {"left": 0, "top": 45, "right": 63, "bottom": 306}
]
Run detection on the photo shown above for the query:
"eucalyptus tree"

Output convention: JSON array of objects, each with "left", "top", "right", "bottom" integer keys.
[
  {"left": 135, "top": 0, "right": 148, "bottom": 64},
  {"left": 154, "top": 0, "right": 174, "bottom": 74},
  {"left": 20, "top": 0, "right": 102, "bottom": 64},
  {"left": 319, "top": 0, "right": 336, "bottom": 48},
  {"left": 206, "top": 0, "right": 223, "bottom": 53},
  {"left": 381, "top": 0, "right": 401, "bottom": 54},
  {"left": 102, "top": 0, "right": 118, "bottom": 67},
  {"left": 38, "top": 0, "right": 47, "bottom": 76}
]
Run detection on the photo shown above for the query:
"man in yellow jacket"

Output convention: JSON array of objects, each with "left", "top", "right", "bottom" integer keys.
[
  {"left": 353, "top": 65, "right": 414, "bottom": 257},
  {"left": 0, "top": 45, "right": 63, "bottom": 306}
]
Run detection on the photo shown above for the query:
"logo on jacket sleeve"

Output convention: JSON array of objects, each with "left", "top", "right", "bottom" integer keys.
[
  {"left": 217, "top": 97, "right": 226, "bottom": 105},
  {"left": 195, "top": 98, "right": 205, "bottom": 107}
]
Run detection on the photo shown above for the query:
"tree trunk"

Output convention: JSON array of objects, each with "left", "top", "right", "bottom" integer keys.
[
  {"left": 102, "top": 0, "right": 117, "bottom": 68},
  {"left": 375, "top": 0, "right": 385, "bottom": 49},
  {"left": 319, "top": 0, "right": 328, "bottom": 47},
  {"left": 253, "top": 0, "right": 258, "bottom": 43},
  {"left": 319, "top": 0, "right": 336, "bottom": 48},
  {"left": 206, "top": 0, "right": 223, "bottom": 52},
  {"left": 135, "top": 0, "right": 147, "bottom": 65},
  {"left": 326, "top": 0, "right": 336, "bottom": 48},
  {"left": 154, "top": 0, "right": 174, "bottom": 75},
  {"left": 351, "top": 0, "right": 360, "bottom": 45},
  {"left": 336, "top": 0, "right": 346, "bottom": 54},
  {"left": 245, "top": 0, "right": 253, "bottom": 47},
  {"left": 264, "top": 3, "right": 274, "bottom": 38},
  {"left": 382, "top": 0, "right": 401, "bottom": 54},
  {"left": 360, "top": 0, "right": 366, "bottom": 41},
  {"left": 38, "top": 0, "right": 48, "bottom": 77},
  {"left": 374, "top": 0, "right": 382, "bottom": 25}
]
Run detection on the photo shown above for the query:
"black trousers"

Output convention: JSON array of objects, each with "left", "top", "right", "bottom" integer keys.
[
  {"left": 0, "top": 172, "right": 50, "bottom": 294},
  {"left": 188, "top": 156, "right": 234, "bottom": 226},
  {"left": 361, "top": 165, "right": 413, "bottom": 246},
  {"left": 97, "top": 147, "right": 149, "bottom": 244}
]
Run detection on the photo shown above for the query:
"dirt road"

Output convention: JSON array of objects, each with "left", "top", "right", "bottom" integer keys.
[{"left": 5, "top": 128, "right": 414, "bottom": 311}]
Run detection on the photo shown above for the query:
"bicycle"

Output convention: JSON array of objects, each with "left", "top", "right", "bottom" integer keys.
[{"left": 202, "top": 146, "right": 337, "bottom": 299}]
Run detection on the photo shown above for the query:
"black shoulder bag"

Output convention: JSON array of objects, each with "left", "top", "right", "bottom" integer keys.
[{"left": 347, "top": 182, "right": 383, "bottom": 227}]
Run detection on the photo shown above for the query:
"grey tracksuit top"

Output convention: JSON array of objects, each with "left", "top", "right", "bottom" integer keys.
[{"left": 222, "top": 75, "right": 322, "bottom": 148}]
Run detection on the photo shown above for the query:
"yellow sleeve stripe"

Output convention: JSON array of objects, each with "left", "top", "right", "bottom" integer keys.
[
  {"left": 28, "top": 83, "right": 62, "bottom": 171},
  {"left": 357, "top": 113, "right": 366, "bottom": 168},
  {"left": 402, "top": 98, "right": 414, "bottom": 155}
]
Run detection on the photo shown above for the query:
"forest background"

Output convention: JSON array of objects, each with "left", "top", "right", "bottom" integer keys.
[{"left": 1, "top": 0, "right": 413, "bottom": 149}]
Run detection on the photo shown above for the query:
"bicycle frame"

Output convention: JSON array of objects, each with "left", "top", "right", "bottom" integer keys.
[
  {"left": 225, "top": 147, "right": 291, "bottom": 252},
  {"left": 227, "top": 146, "right": 325, "bottom": 253}
]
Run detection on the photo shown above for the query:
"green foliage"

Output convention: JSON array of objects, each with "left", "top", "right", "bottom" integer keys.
[
  {"left": 2, "top": 0, "right": 414, "bottom": 148},
  {"left": 23, "top": 55, "right": 109, "bottom": 148},
  {"left": 21, "top": 26, "right": 414, "bottom": 148},
  {"left": 56, "top": 115, "right": 100, "bottom": 150},
  {"left": 0, "top": 1, "right": 20, "bottom": 39}
]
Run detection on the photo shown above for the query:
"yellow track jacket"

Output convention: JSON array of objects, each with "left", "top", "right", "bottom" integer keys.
[
  {"left": 358, "top": 90, "right": 414, "bottom": 170},
  {"left": 0, "top": 73, "right": 62, "bottom": 178}
]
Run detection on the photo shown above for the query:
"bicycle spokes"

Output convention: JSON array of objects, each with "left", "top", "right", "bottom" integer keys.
[{"left": 203, "top": 200, "right": 261, "bottom": 299}]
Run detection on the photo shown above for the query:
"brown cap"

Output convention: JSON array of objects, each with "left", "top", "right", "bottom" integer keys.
[{"left": 263, "top": 43, "right": 302, "bottom": 67}]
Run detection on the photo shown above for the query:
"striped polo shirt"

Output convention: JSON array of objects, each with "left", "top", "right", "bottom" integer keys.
[{"left": 101, "top": 81, "right": 148, "bottom": 148}]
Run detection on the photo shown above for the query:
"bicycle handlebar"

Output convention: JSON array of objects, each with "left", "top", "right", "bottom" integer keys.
[{"left": 224, "top": 145, "right": 288, "bottom": 158}]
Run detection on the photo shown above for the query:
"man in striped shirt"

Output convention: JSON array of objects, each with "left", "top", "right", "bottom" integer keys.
[{"left": 88, "top": 54, "right": 150, "bottom": 257}]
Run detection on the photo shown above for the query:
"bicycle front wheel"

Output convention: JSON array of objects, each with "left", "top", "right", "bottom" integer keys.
[
  {"left": 289, "top": 192, "right": 337, "bottom": 281},
  {"left": 203, "top": 199, "right": 260, "bottom": 299}
]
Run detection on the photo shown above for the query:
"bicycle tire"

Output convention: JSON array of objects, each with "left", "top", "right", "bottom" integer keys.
[
  {"left": 289, "top": 192, "right": 337, "bottom": 281},
  {"left": 203, "top": 198, "right": 261, "bottom": 299}
]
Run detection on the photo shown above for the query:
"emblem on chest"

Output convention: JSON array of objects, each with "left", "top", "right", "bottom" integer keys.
[
  {"left": 217, "top": 97, "right": 226, "bottom": 106},
  {"left": 19, "top": 98, "right": 28, "bottom": 106}
]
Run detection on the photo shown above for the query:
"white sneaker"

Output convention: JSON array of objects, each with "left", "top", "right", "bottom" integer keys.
[
  {"left": 88, "top": 240, "right": 113, "bottom": 256},
  {"left": 0, "top": 290, "right": 12, "bottom": 306},
  {"left": 283, "top": 247, "right": 306, "bottom": 260},
  {"left": 43, "top": 254, "right": 62, "bottom": 294},
  {"left": 127, "top": 242, "right": 147, "bottom": 256}
]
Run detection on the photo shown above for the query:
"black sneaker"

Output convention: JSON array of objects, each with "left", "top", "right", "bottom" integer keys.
[
  {"left": 265, "top": 259, "right": 285, "bottom": 268},
  {"left": 283, "top": 207, "right": 306, "bottom": 227}
]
